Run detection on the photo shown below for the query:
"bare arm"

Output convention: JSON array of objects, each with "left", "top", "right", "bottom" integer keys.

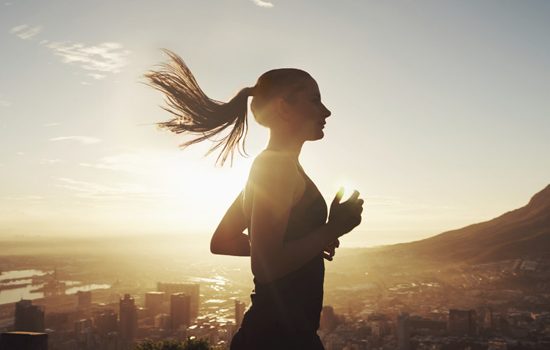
[
  {"left": 210, "top": 189, "right": 342, "bottom": 260},
  {"left": 249, "top": 154, "right": 362, "bottom": 283},
  {"left": 210, "top": 191, "right": 250, "bottom": 256}
]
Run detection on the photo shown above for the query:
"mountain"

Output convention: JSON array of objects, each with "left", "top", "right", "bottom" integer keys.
[{"left": 378, "top": 184, "right": 550, "bottom": 264}]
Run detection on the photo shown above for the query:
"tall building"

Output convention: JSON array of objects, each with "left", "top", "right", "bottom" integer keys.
[
  {"left": 119, "top": 294, "right": 137, "bottom": 348},
  {"left": 0, "top": 332, "right": 48, "bottom": 350},
  {"left": 320, "top": 305, "right": 338, "bottom": 332},
  {"left": 154, "top": 314, "right": 171, "bottom": 330},
  {"left": 157, "top": 282, "right": 200, "bottom": 319},
  {"left": 14, "top": 300, "right": 45, "bottom": 332},
  {"left": 43, "top": 269, "right": 65, "bottom": 297},
  {"left": 448, "top": 309, "right": 477, "bottom": 336},
  {"left": 94, "top": 310, "right": 118, "bottom": 335},
  {"left": 74, "top": 318, "right": 93, "bottom": 334},
  {"left": 45, "top": 311, "right": 71, "bottom": 331},
  {"left": 145, "top": 291, "right": 165, "bottom": 317},
  {"left": 74, "top": 319, "right": 94, "bottom": 349},
  {"left": 397, "top": 312, "right": 411, "bottom": 350},
  {"left": 368, "top": 313, "right": 390, "bottom": 338},
  {"left": 479, "top": 306, "right": 494, "bottom": 332},
  {"left": 77, "top": 291, "right": 92, "bottom": 309},
  {"left": 235, "top": 300, "right": 245, "bottom": 328},
  {"left": 170, "top": 293, "right": 191, "bottom": 331}
]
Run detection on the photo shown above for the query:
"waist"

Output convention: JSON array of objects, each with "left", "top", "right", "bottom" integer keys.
[
  {"left": 249, "top": 256, "right": 324, "bottom": 328},
  {"left": 245, "top": 296, "right": 323, "bottom": 333},
  {"left": 253, "top": 255, "right": 324, "bottom": 293}
]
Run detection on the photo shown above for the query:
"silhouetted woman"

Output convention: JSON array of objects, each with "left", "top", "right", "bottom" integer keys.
[{"left": 146, "top": 51, "right": 364, "bottom": 350}]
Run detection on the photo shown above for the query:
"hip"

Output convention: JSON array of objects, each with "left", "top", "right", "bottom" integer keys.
[{"left": 230, "top": 325, "right": 324, "bottom": 350}]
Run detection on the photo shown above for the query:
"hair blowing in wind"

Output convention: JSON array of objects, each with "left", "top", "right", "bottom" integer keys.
[{"left": 145, "top": 50, "right": 251, "bottom": 166}]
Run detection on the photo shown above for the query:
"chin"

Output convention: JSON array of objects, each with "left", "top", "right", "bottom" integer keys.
[{"left": 309, "top": 131, "right": 324, "bottom": 141}]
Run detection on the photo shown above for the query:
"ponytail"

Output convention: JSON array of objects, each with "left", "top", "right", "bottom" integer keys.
[{"left": 145, "top": 50, "right": 253, "bottom": 166}]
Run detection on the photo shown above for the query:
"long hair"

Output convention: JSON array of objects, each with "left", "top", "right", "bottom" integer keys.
[{"left": 145, "top": 50, "right": 252, "bottom": 166}]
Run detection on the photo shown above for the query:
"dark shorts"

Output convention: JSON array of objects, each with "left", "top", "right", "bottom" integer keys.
[
  {"left": 230, "top": 326, "right": 324, "bottom": 350},
  {"left": 232, "top": 274, "right": 325, "bottom": 350}
]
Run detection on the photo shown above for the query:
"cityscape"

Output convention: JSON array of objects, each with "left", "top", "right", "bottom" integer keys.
[
  {"left": 1, "top": 184, "right": 550, "bottom": 350},
  {"left": 2, "top": 0, "right": 550, "bottom": 349}
]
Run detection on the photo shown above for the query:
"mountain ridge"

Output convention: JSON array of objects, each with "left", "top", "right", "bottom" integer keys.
[{"left": 373, "top": 184, "right": 550, "bottom": 264}]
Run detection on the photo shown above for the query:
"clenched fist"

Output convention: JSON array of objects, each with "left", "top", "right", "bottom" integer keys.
[{"left": 327, "top": 187, "right": 364, "bottom": 237}]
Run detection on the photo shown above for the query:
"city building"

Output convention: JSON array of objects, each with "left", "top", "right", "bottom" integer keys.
[
  {"left": 14, "top": 300, "right": 45, "bottom": 332},
  {"left": 157, "top": 282, "right": 200, "bottom": 319},
  {"left": 119, "top": 294, "right": 137, "bottom": 348},
  {"left": 45, "top": 311, "right": 72, "bottom": 331},
  {"left": 367, "top": 313, "right": 391, "bottom": 338},
  {"left": 479, "top": 306, "right": 494, "bottom": 332},
  {"left": 74, "top": 318, "right": 94, "bottom": 349},
  {"left": 94, "top": 310, "right": 118, "bottom": 335},
  {"left": 170, "top": 293, "right": 191, "bottom": 331},
  {"left": 448, "top": 309, "right": 477, "bottom": 336},
  {"left": 0, "top": 331, "right": 48, "bottom": 350},
  {"left": 145, "top": 291, "right": 165, "bottom": 317},
  {"left": 77, "top": 291, "right": 92, "bottom": 309},
  {"left": 397, "top": 312, "right": 411, "bottom": 350},
  {"left": 42, "top": 270, "right": 65, "bottom": 297},
  {"left": 154, "top": 313, "right": 171, "bottom": 330},
  {"left": 320, "top": 305, "right": 338, "bottom": 332}
]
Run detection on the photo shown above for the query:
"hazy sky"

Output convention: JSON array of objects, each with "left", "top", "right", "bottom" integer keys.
[{"left": 1, "top": 0, "right": 549, "bottom": 247}]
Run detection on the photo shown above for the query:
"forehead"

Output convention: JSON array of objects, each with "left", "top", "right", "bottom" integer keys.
[{"left": 299, "top": 77, "right": 320, "bottom": 94}]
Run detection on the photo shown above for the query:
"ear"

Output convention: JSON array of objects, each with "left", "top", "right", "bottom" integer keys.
[{"left": 273, "top": 97, "right": 293, "bottom": 122}]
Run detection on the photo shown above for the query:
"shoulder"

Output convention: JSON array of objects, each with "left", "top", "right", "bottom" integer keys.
[
  {"left": 244, "top": 151, "right": 305, "bottom": 214},
  {"left": 250, "top": 151, "right": 299, "bottom": 184}
]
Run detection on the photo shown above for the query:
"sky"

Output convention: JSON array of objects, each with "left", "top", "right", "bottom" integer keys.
[{"left": 0, "top": 0, "right": 549, "bottom": 247}]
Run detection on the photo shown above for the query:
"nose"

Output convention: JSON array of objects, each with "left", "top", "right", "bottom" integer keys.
[{"left": 323, "top": 104, "right": 331, "bottom": 118}]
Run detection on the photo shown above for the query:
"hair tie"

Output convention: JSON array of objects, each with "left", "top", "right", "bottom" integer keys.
[{"left": 243, "top": 86, "right": 256, "bottom": 97}]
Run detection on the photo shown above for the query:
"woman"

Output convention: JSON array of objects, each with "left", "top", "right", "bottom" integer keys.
[{"left": 146, "top": 51, "right": 364, "bottom": 349}]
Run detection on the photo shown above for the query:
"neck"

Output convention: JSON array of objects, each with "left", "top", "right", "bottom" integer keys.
[{"left": 265, "top": 130, "right": 304, "bottom": 162}]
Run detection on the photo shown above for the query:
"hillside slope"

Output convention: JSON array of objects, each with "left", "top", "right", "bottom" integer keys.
[{"left": 380, "top": 184, "right": 550, "bottom": 264}]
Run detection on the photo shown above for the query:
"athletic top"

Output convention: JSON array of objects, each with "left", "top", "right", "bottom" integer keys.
[{"left": 243, "top": 163, "right": 328, "bottom": 333}]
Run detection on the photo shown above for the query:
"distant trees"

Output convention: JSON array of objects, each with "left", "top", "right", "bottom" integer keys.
[{"left": 135, "top": 338, "right": 210, "bottom": 350}]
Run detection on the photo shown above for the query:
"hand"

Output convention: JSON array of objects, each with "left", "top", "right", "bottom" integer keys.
[
  {"left": 328, "top": 187, "right": 364, "bottom": 237},
  {"left": 323, "top": 239, "right": 340, "bottom": 261}
]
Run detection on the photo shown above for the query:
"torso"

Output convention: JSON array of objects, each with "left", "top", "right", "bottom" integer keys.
[{"left": 240, "top": 151, "right": 328, "bottom": 333}]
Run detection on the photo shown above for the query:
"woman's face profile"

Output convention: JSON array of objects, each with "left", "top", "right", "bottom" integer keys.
[{"left": 283, "top": 77, "right": 332, "bottom": 141}]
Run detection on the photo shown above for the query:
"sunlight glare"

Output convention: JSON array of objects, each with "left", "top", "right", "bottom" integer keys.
[{"left": 334, "top": 179, "right": 360, "bottom": 202}]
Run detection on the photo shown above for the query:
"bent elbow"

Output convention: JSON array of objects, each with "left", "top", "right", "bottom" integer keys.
[{"left": 210, "top": 237, "right": 222, "bottom": 255}]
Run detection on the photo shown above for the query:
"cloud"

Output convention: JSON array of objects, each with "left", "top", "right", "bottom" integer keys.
[
  {"left": 251, "top": 0, "right": 274, "bottom": 8},
  {"left": 45, "top": 41, "right": 130, "bottom": 79},
  {"left": 3, "top": 195, "right": 43, "bottom": 201},
  {"left": 9, "top": 25, "right": 129, "bottom": 81},
  {"left": 10, "top": 24, "right": 42, "bottom": 40},
  {"left": 40, "top": 159, "right": 63, "bottom": 165},
  {"left": 49, "top": 136, "right": 102, "bottom": 145},
  {"left": 88, "top": 73, "right": 106, "bottom": 80},
  {"left": 43, "top": 122, "right": 60, "bottom": 127},
  {"left": 55, "top": 177, "right": 167, "bottom": 200},
  {"left": 79, "top": 153, "right": 143, "bottom": 173}
]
